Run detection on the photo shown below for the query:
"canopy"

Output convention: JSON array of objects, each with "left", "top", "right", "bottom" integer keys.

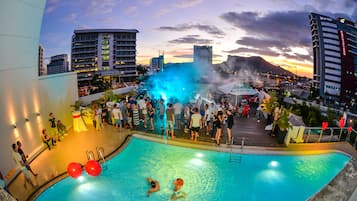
[{"left": 218, "top": 82, "right": 258, "bottom": 96}]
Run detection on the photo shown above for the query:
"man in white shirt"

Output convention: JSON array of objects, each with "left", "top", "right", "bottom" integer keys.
[
  {"left": 173, "top": 101, "right": 183, "bottom": 129},
  {"left": 112, "top": 104, "right": 123, "bottom": 130},
  {"left": 11, "top": 144, "right": 36, "bottom": 188},
  {"left": 190, "top": 107, "right": 203, "bottom": 142},
  {"left": 138, "top": 97, "right": 147, "bottom": 128}
]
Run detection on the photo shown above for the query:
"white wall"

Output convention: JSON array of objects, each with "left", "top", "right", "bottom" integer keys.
[
  {"left": 0, "top": 0, "right": 79, "bottom": 178},
  {"left": 38, "top": 72, "right": 78, "bottom": 129},
  {"left": 79, "top": 86, "right": 136, "bottom": 105},
  {"left": 0, "top": 0, "right": 46, "bottom": 175}
]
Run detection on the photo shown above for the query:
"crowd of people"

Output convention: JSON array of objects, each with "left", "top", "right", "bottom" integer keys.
[{"left": 90, "top": 91, "right": 262, "bottom": 146}]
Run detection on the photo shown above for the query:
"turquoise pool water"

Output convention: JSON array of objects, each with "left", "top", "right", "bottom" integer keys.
[{"left": 36, "top": 137, "right": 350, "bottom": 201}]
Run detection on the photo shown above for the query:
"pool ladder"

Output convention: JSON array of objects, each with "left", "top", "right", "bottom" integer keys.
[
  {"left": 229, "top": 137, "right": 245, "bottom": 163},
  {"left": 85, "top": 147, "right": 108, "bottom": 170}
]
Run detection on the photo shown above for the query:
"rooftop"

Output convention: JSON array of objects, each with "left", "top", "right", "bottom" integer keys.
[
  {"left": 74, "top": 29, "right": 139, "bottom": 34},
  {"left": 6, "top": 114, "right": 357, "bottom": 201}
]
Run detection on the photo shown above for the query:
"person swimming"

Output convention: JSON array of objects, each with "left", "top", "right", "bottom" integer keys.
[
  {"left": 146, "top": 177, "right": 160, "bottom": 197},
  {"left": 171, "top": 178, "right": 186, "bottom": 200}
]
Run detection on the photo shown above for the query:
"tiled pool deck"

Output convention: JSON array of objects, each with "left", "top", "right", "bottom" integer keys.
[{"left": 6, "top": 116, "right": 357, "bottom": 201}]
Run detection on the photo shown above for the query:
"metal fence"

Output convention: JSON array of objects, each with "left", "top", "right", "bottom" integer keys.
[{"left": 300, "top": 126, "right": 357, "bottom": 148}]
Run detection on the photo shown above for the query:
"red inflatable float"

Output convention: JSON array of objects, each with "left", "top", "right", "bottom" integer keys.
[
  {"left": 85, "top": 160, "right": 102, "bottom": 177},
  {"left": 67, "top": 162, "right": 82, "bottom": 178}
]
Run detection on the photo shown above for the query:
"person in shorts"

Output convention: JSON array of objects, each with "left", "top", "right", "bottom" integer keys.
[
  {"left": 166, "top": 103, "right": 175, "bottom": 139},
  {"left": 190, "top": 107, "right": 202, "bottom": 142}
]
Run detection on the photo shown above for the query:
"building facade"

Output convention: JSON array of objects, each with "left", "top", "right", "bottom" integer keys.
[
  {"left": 38, "top": 45, "right": 45, "bottom": 76},
  {"left": 309, "top": 13, "right": 357, "bottom": 107},
  {"left": 150, "top": 54, "right": 164, "bottom": 73},
  {"left": 47, "top": 54, "right": 69, "bottom": 75},
  {"left": 193, "top": 45, "right": 212, "bottom": 67},
  {"left": 71, "top": 29, "right": 139, "bottom": 90}
]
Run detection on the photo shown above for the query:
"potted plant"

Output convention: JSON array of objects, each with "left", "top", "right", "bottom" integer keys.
[
  {"left": 71, "top": 100, "right": 82, "bottom": 112},
  {"left": 276, "top": 107, "right": 292, "bottom": 144},
  {"left": 261, "top": 91, "right": 279, "bottom": 126}
]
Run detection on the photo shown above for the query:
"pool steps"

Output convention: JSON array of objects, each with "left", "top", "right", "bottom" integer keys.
[
  {"left": 85, "top": 147, "right": 108, "bottom": 170},
  {"left": 229, "top": 137, "right": 245, "bottom": 163}
]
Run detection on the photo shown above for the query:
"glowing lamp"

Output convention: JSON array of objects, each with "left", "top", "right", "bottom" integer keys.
[
  {"left": 322, "top": 122, "right": 328, "bottom": 130},
  {"left": 339, "top": 118, "right": 345, "bottom": 128},
  {"left": 85, "top": 160, "right": 102, "bottom": 177},
  {"left": 347, "top": 127, "right": 353, "bottom": 132},
  {"left": 67, "top": 162, "right": 82, "bottom": 178}
]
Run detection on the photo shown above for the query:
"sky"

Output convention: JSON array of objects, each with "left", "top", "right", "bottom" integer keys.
[{"left": 40, "top": 0, "right": 357, "bottom": 78}]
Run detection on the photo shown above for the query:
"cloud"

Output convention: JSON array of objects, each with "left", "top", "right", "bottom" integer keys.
[
  {"left": 220, "top": 11, "right": 311, "bottom": 47},
  {"left": 125, "top": 6, "right": 138, "bottom": 14},
  {"left": 236, "top": 37, "right": 285, "bottom": 49},
  {"left": 140, "top": 0, "right": 154, "bottom": 5},
  {"left": 173, "top": 54, "right": 193, "bottom": 58},
  {"left": 174, "top": 0, "right": 203, "bottom": 8},
  {"left": 83, "top": 0, "right": 117, "bottom": 16},
  {"left": 156, "top": 0, "right": 203, "bottom": 17},
  {"left": 95, "top": 17, "right": 115, "bottom": 25},
  {"left": 158, "top": 23, "right": 225, "bottom": 37},
  {"left": 63, "top": 13, "right": 78, "bottom": 22},
  {"left": 169, "top": 35, "right": 213, "bottom": 44},
  {"left": 224, "top": 47, "right": 280, "bottom": 57},
  {"left": 45, "top": 0, "right": 61, "bottom": 14},
  {"left": 220, "top": 11, "right": 317, "bottom": 61},
  {"left": 282, "top": 52, "right": 312, "bottom": 61},
  {"left": 156, "top": 8, "right": 173, "bottom": 17}
]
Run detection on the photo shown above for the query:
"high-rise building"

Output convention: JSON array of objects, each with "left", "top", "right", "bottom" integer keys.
[
  {"left": 150, "top": 54, "right": 164, "bottom": 73},
  {"left": 47, "top": 54, "right": 69, "bottom": 75},
  {"left": 38, "top": 45, "right": 45, "bottom": 76},
  {"left": 71, "top": 29, "right": 139, "bottom": 87},
  {"left": 309, "top": 13, "right": 357, "bottom": 105},
  {"left": 193, "top": 45, "right": 212, "bottom": 67}
]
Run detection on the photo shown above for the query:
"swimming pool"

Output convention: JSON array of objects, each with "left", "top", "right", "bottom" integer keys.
[{"left": 36, "top": 137, "right": 350, "bottom": 201}]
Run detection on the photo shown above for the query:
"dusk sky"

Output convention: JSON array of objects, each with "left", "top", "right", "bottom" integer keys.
[{"left": 40, "top": 0, "right": 356, "bottom": 77}]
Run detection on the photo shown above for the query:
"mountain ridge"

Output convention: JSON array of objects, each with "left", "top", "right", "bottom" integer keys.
[{"left": 214, "top": 55, "right": 295, "bottom": 76}]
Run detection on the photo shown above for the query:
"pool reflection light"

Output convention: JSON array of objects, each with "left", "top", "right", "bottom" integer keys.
[
  {"left": 77, "top": 176, "right": 85, "bottom": 182},
  {"left": 190, "top": 158, "right": 203, "bottom": 166},
  {"left": 196, "top": 153, "right": 203, "bottom": 158},
  {"left": 269, "top": 161, "right": 279, "bottom": 168}
]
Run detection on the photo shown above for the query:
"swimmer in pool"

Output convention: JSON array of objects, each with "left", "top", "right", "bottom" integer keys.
[
  {"left": 171, "top": 178, "right": 186, "bottom": 200},
  {"left": 146, "top": 177, "right": 160, "bottom": 197}
]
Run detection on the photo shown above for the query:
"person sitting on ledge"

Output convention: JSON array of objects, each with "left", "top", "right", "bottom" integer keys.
[
  {"left": 146, "top": 177, "right": 160, "bottom": 197},
  {"left": 57, "top": 120, "right": 67, "bottom": 137},
  {"left": 41, "top": 129, "right": 56, "bottom": 150}
]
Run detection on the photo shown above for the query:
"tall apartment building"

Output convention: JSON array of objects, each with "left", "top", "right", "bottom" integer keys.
[
  {"left": 309, "top": 13, "right": 357, "bottom": 106},
  {"left": 71, "top": 29, "right": 139, "bottom": 87},
  {"left": 47, "top": 54, "right": 69, "bottom": 75},
  {"left": 38, "top": 45, "right": 45, "bottom": 76},
  {"left": 193, "top": 45, "right": 212, "bottom": 67},
  {"left": 150, "top": 54, "right": 164, "bottom": 73}
]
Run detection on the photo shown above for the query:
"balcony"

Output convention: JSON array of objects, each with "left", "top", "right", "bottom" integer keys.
[
  {"left": 72, "top": 54, "right": 96, "bottom": 60},
  {"left": 72, "top": 49, "right": 97, "bottom": 54},
  {"left": 114, "top": 65, "right": 136, "bottom": 69}
]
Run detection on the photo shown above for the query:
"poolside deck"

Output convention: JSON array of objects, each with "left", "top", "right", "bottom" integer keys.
[{"left": 6, "top": 115, "right": 357, "bottom": 201}]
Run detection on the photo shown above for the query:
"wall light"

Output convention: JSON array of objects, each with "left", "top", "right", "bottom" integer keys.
[
  {"left": 25, "top": 118, "right": 30, "bottom": 122},
  {"left": 12, "top": 123, "right": 17, "bottom": 128}
]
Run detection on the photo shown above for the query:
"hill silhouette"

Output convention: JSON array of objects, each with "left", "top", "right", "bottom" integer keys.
[{"left": 214, "top": 55, "right": 295, "bottom": 76}]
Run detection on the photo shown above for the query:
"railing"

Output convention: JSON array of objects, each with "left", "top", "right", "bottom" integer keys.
[
  {"left": 86, "top": 147, "right": 108, "bottom": 170},
  {"left": 229, "top": 137, "right": 245, "bottom": 163},
  {"left": 96, "top": 147, "right": 108, "bottom": 170},
  {"left": 86, "top": 150, "right": 95, "bottom": 160},
  {"left": 295, "top": 126, "right": 357, "bottom": 148}
]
